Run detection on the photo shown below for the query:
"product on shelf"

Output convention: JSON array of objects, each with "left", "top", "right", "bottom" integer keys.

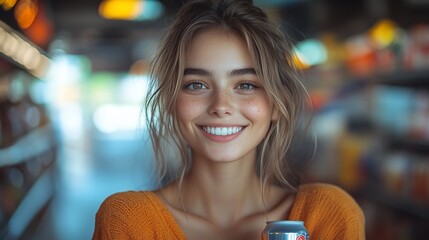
[{"left": 0, "top": 64, "right": 56, "bottom": 239}]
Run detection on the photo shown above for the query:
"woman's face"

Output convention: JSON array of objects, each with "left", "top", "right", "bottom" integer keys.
[{"left": 176, "top": 29, "right": 276, "bottom": 163}]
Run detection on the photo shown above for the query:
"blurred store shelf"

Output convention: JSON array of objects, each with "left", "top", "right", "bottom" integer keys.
[{"left": 0, "top": 124, "right": 56, "bottom": 167}]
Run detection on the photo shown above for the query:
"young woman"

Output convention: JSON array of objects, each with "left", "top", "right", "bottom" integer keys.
[{"left": 93, "top": 0, "right": 365, "bottom": 239}]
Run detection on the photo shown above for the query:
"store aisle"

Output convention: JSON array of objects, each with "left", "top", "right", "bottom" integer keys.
[{"left": 30, "top": 132, "right": 157, "bottom": 240}]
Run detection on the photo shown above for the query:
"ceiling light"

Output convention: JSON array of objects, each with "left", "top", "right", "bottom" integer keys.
[{"left": 99, "top": 0, "right": 163, "bottom": 21}]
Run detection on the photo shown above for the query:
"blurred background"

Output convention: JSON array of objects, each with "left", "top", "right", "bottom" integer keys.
[{"left": 0, "top": 0, "right": 428, "bottom": 239}]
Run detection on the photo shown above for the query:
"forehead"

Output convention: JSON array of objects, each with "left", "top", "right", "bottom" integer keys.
[
  {"left": 187, "top": 28, "right": 245, "bottom": 51},
  {"left": 185, "top": 28, "right": 253, "bottom": 68}
]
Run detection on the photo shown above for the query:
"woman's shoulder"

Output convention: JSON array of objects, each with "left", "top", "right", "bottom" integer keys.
[
  {"left": 93, "top": 190, "right": 186, "bottom": 239},
  {"left": 289, "top": 183, "right": 365, "bottom": 239},
  {"left": 101, "top": 191, "right": 157, "bottom": 206},
  {"left": 297, "top": 183, "right": 352, "bottom": 199},
  {"left": 294, "top": 183, "right": 361, "bottom": 212},
  {"left": 97, "top": 191, "right": 162, "bottom": 220}
]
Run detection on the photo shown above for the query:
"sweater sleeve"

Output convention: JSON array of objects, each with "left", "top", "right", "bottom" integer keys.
[
  {"left": 288, "top": 183, "right": 365, "bottom": 240},
  {"left": 92, "top": 191, "right": 185, "bottom": 240},
  {"left": 93, "top": 192, "right": 134, "bottom": 239}
]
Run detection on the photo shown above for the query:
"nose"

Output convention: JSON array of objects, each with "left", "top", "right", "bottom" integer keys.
[{"left": 208, "top": 88, "right": 233, "bottom": 117}]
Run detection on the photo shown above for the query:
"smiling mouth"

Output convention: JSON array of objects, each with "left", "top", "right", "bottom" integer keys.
[{"left": 201, "top": 126, "right": 244, "bottom": 136}]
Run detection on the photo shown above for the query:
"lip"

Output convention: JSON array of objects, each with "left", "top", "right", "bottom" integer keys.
[{"left": 198, "top": 125, "right": 246, "bottom": 143}]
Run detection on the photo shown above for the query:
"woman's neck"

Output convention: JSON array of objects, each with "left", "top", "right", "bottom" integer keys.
[
  {"left": 180, "top": 153, "right": 268, "bottom": 228},
  {"left": 158, "top": 150, "right": 292, "bottom": 230}
]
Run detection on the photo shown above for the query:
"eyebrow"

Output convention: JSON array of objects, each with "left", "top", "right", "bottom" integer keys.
[
  {"left": 229, "top": 68, "right": 256, "bottom": 76},
  {"left": 183, "top": 68, "right": 211, "bottom": 76},
  {"left": 183, "top": 68, "right": 256, "bottom": 77}
]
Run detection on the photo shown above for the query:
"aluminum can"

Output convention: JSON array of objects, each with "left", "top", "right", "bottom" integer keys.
[{"left": 261, "top": 220, "right": 309, "bottom": 240}]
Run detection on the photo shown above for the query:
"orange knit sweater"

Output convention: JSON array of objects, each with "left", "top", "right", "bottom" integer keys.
[{"left": 93, "top": 183, "right": 365, "bottom": 239}]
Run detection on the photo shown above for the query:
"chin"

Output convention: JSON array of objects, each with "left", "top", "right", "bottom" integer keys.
[{"left": 202, "top": 150, "right": 254, "bottom": 163}]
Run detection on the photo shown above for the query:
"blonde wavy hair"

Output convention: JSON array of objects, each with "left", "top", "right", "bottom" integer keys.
[{"left": 145, "top": 0, "right": 311, "bottom": 192}]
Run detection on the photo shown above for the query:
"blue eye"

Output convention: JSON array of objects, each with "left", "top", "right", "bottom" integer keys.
[{"left": 184, "top": 81, "right": 207, "bottom": 90}]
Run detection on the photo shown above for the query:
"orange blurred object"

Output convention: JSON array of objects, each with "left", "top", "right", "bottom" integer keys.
[
  {"left": 14, "top": 0, "right": 38, "bottom": 29},
  {"left": 99, "top": 0, "right": 141, "bottom": 20},
  {"left": 1, "top": 0, "right": 18, "bottom": 11},
  {"left": 23, "top": 0, "right": 53, "bottom": 48}
]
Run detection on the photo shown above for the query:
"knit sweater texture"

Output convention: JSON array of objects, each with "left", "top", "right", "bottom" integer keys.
[{"left": 93, "top": 183, "right": 365, "bottom": 239}]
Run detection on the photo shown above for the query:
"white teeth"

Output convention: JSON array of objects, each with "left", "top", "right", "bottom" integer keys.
[
  {"left": 215, "top": 128, "right": 221, "bottom": 135},
  {"left": 203, "top": 126, "right": 243, "bottom": 136}
]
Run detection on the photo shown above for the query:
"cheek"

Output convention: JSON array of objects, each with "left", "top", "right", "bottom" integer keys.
[
  {"left": 176, "top": 95, "right": 204, "bottom": 121},
  {"left": 242, "top": 97, "right": 273, "bottom": 121}
]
